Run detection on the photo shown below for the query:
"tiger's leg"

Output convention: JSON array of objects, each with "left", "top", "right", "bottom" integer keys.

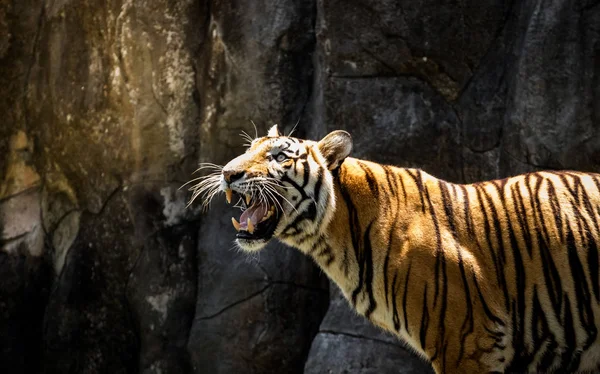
[{"left": 425, "top": 323, "right": 511, "bottom": 373}]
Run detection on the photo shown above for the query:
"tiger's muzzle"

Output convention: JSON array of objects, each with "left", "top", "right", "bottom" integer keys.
[{"left": 220, "top": 170, "right": 283, "bottom": 249}]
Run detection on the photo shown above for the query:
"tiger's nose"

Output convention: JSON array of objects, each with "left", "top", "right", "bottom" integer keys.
[{"left": 223, "top": 170, "right": 245, "bottom": 183}]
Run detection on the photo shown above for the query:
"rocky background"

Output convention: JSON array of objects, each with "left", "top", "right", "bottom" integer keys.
[{"left": 0, "top": 0, "right": 598, "bottom": 373}]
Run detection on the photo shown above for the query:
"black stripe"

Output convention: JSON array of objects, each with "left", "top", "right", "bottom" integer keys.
[
  {"left": 308, "top": 235, "right": 323, "bottom": 255},
  {"left": 492, "top": 181, "right": 525, "bottom": 325},
  {"left": 279, "top": 168, "right": 318, "bottom": 236},
  {"left": 458, "top": 185, "right": 474, "bottom": 237},
  {"left": 383, "top": 221, "right": 397, "bottom": 309},
  {"left": 313, "top": 166, "right": 323, "bottom": 203},
  {"left": 426, "top": 185, "right": 445, "bottom": 308},
  {"left": 392, "top": 272, "right": 401, "bottom": 331},
  {"left": 474, "top": 185, "right": 501, "bottom": 295},
  {"left": 537, "top": 339, "right": 558, "bottom": 372},
  {"left": 587, "top": 231, "right": 600, "bottom": 302},
  {"left": 504, "top": 179, "right": 530, "bottom": 368},
  {"left": 559, "top": 173, "right": 580, "bottom": 205},
  {"left": 546, "top": 182, "right": 564, "bottom": 243},
  {"left": 403, "top": 262, "right": 412, "bottom": 336},
  {"left": 442, "top": 184, "right": 475, "bottom": 366},
  {"left": 472, "top": 273, "right": 504, "bottom": 326},
  {"left": 363, "top": 222, "right": 377, "bottom": 320},
  {"left": 591, "top": 175, "right": 600, "bottom": 200},
  {"left": 532, "top": 175, "right": 553, "bottom": 246},
  {"left": 341, "top": 246, "right": 350, "bottom": 276},
  {"left": 561, "top": 183, "right": 597, "bottom": 344},
  {"left": 478, "top": 184, "right": 509, "bottom": 311},
  {"left": 428, "top": 185, "right": 443, "bottom": 308},
  {"left": 383, "top": 165, "right": 396, "bottom": 197},
  {"left": 398, "top": 170, "right": 408, "bottom": 203},
  {"left": 383, "top": 167, "right": 399, "bottom": 309},
  {"left": 512, "top": 183, "right": 533, "bottom": 257},
  {"left": 490, "top": 180, "right": 509, "bottom": 273},
  {"left": 338, "top": 168, "right": 363, "bottom": 307},
  {"left": 532, "top": 180, "right": 563, "bottom": 317},
  {"left": 474, "top": 185, "right": 495, "bottom": 259},
  {"left": 302, "top": 160, "right": 310, "bottom": 187},
  {"left": 419, "top": 283, "right": 429, "bottom": 350},
  {"left": 456, "top": 248, "right": 474, "bottom": 365},
  {"left": 505, "top": 299, "right": 533, "bottom": 371},
  {"left": 554, "top": 296, "right": 576, "bottom": 372},
  {"left": 538, "top": 229, "right": 563, "bottom": 317},
  {"left": 282, "top": 201, "right": 317, "bottom": 235},
  {"left": 406, "top": 170, "right": 426, "bottom": 212},
  {"left": 530, "top": 286, "right": 551, "bottom": 366},
  {"left": 439, "top": 181, "right": 457, "bottom": 236},
  {"left": 281, "top": 173, "right": 309, "bottom": 200},
  {"left": 426, "top": 183, "right": 447, "bottom": 363},
  {"left": 567, "top": 173, "right": 600, "bottom": 242},
  {"left": 280, "top": 141, "right": 291, "bottom": 151},
  {"left": 566, "top": 228, "right": 596, "bottom": 348},
  {"left": 358, "top": 161, "right": 379, "bottom": 197},
  {"left": 317, "top": 242, "right": 335, "bottom": 267}
]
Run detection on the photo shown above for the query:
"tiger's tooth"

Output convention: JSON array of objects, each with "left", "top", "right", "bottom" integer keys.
[
  {"left": 225, "top": 189, "right": 232, "bottom": 204},
  {"left": 247, "top": 218, "right": 255, "bottom": 234},
  {"left": 245, "top": 194, "right": 252, "bottom": 205},
  {"left": 231, "top": 217, "right": 241, "bottom": 231},
  {"left": 260, "top": 210, "right": 273, "bottom": 222}
]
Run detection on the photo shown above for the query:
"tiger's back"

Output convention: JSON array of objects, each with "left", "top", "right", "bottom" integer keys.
[{"left": 334, "top": 161, "right": 600, "bottom": 372}]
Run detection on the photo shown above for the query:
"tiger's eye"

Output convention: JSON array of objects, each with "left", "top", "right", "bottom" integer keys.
[{"left": 276, "top": 154, "right": 287, "bottom": 162}]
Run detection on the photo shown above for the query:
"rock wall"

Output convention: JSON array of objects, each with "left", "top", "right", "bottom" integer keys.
[{"left": 0, "top": 0, "right": 598, "bottom": 373}]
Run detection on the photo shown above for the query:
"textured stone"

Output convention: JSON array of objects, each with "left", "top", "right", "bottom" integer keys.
[
  {"left": 457, "top": 0, "right": 600, "bottom": 182},
  {"left": 1, "top": 0, "right": 205, "bottom": 373},
  {"left": 0, "top": 131, "right": 43, "bottom": 256},
  {"left": 126, "top": 189, "right": 198, "bottom": 374},
  {"left": 316, "top": 0, "right": 509, "bottom": 101},
  {"left": 43, "top": 192, "right": 139, "bottom": 374},
  {"left": 318, "top": 76, "right": 461, "bottom": 181}
]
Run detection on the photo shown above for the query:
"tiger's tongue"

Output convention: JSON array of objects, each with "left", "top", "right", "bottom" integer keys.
[{"left": 239, "top": 203, "right": 268, "bottom": 229}]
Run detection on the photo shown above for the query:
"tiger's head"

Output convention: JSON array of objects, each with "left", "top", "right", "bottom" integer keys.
[{"left": 188, "top": 125, "right": 352, "bottom": 252}]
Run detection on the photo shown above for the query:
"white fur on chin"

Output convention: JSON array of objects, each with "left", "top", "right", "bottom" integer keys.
[{"left": 235, "top": 238, "right": 269, "bottom": 252}]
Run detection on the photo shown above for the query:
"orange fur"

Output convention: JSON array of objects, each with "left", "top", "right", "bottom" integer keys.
[{"left": 194, "top": 129, "right": 600, "bottom": 373}]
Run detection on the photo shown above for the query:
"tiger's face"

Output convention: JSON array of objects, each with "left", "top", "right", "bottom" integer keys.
[{"left": 193, "top": 125, "right": 352, "bottom": 252}]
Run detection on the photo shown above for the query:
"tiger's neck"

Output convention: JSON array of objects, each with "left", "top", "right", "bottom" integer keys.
[
  {"left": 287, "top": 158, "right": 482, "bottom": 358},
  {"left": 303, "top": 158, "right": 408, "bottom": 298},
  {"left": 285, "top": 158, "right": 423, "bottom": 324}
]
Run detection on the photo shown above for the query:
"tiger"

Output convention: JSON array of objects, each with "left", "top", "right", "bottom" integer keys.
[{"left": 187, "top": 125, "right": 600, "bottom": 373}]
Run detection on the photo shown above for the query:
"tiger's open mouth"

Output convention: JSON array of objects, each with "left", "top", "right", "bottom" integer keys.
[{"left": 226, "top": 189, "right": 280, "bottom": 241}]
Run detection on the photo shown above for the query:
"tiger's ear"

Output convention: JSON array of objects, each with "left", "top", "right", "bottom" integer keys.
[
  {"left": 267, "top": 124, "right": 281, "bottom": 137},
  {"left": 317, "top": 130, "right": 353, "bottom": 170}
]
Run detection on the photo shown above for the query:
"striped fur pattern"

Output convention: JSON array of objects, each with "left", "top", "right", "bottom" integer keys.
[{"left": 193, "top": 127, "right": 600, "bottom": 373}]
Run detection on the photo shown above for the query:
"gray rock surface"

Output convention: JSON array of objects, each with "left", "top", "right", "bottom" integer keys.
[{"left": 0, "top": 0, "right": 599, "bottom": 373}]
